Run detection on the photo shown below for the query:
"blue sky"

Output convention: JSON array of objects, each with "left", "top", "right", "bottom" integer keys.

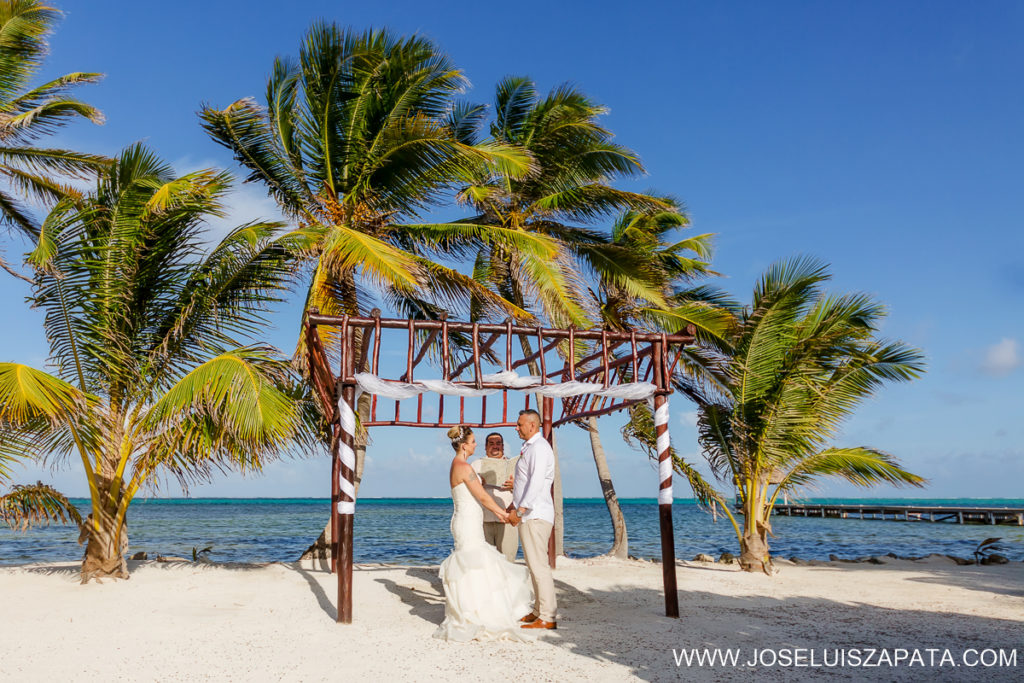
[{"left": 3, "top": 1, "right": 1022, "bottom": 499}]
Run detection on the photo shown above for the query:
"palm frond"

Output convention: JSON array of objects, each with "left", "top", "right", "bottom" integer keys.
[
  {"left": 142, "top": 347, "right": 306, "bottom": 459},
  {"left": 317, "top": 222, "right": 422, "bottom": 292},
  {"left": 0, "top": 0, "right": 62, "bottom": 101},
  {"left": 0, "top": 362, "right": 90, "bottom": 425},
  {"left": 199, "top": 98, "right": 311, "bottom": 216},
  {"left": 776, "top": 447, "right": 927, "bottom": 490},
  {"left": 0, "top": 481, "right": 82, "bottom": 530}
]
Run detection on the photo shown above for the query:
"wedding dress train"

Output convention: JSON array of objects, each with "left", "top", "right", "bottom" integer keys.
[{"left": 434, "top": 482, "right": 534, "bottom": 642}]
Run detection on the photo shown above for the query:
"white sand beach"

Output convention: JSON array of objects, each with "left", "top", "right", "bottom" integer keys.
[{"left": 1, "top": 556, "right": 1021, "bottom": 682}]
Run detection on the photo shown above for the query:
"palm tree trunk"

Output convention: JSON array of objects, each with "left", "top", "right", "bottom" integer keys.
[
  {"left": 80, "top": 474, "right": 129, "bottom": 583},
  {"left": 587, "top": 417, "right": 628, "bottom": 558},
  {"left": 738, "top": 478, "right": 772, "bottom": 573},
  {"left": 739, "top": 529, "right": 771, "bottom": 573},
  {"left": 551, "top": 432, "right": 564, "bottom": 556}
]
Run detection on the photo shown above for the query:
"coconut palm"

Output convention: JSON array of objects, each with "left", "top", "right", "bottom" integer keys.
[
  {"left": 200, "top": 24, "right": 541, "bottom": 330},
  {"left": 200, "top": 27, "right": 546, "bottom": 527},
  {"left": 458, "top": 77, "right": 681, "bottom": 329},
  {"left": 580, "top": 207, "right": 723, "bottom": 558},
  {"left": 449, "top": 78, "right": 690, "bottom": 554},
  {"left": 0, "top": 0, "right": 107, "bottom": 280},
  {"left": 627, "top": 257, "right": 926, "bottom": 573},
  {"left": 0, "top": 144, "right": 319, "bottom": 582}
]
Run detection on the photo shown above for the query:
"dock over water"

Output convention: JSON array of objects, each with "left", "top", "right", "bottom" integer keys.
[{"left": 773, "top": 503, "right": 1024, "bottom": 525}]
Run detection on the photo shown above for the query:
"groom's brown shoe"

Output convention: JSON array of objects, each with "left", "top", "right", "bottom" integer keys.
[
  {"left": 520, "top": 612, "right": 538, "bottom": 623},
  {"left": 521, "top": 619, "right": 556, "bottom": 630}
]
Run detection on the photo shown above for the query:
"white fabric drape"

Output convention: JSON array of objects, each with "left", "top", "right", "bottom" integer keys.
[
  {"left": 336, "top": 394, "right": 358, "bottom": 515},
  {"left": 353, "top": 370, "right": 657, "bottom": 402},
  {"left": 338, "top": 371, "right": 666, "bottom": 513},
  {"left": 653, "top": 398, "right": 673, "bottom": 505}
]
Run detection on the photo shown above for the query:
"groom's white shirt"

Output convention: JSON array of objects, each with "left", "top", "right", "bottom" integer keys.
[{"left": 513, "top": 433, "right": 555, "bottom": 524}]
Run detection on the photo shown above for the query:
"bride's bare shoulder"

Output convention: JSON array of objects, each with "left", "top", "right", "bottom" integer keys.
[{"left": 449, "top": 459, "right": 474, "bottom": 486}]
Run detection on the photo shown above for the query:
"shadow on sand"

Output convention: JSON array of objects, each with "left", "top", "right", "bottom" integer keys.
[{"left": 290, "top": 561, "right": 1023, "bottom": 682}]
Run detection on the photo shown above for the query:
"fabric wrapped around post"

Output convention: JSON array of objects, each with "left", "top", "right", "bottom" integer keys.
[
  {"left": 653, "top": 397, "right": 673, "bottom": 505},
  {"left": 337, "top": 393, "right": 357, "bottom": 514}
]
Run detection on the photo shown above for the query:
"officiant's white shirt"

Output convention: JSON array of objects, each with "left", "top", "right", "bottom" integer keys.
[{"left": 513, "top": 433, "right": 555, "bottom": 524}]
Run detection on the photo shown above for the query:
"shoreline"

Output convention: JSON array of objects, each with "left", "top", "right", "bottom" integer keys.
[
  {"left": 2, "top": 556, "right": 1021, "bottom": 681},
  {"left": 5, "top": 497, "right": 1023, "bottom": 567},
  {"left": 3, "top": 549, "right": 1022, "bottom": 570}
]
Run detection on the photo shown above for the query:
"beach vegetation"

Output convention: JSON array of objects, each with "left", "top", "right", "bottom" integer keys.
[
  {"left": 200, "top": 25, "right": 539, "bottom": 336},
  {"left": 0, "top": 13, "right": 930, "bottom": 577},
  {"left": 457, "top": 79, "right": 707, "bottom": 555},
  {"left": 973, "top": 537, "right": 1004, "bottom": 565},
  {"left": 457, "top": 77, "right": 679, "bottom": 328},
  {"left": 625, "top": 257, "right": 926, "bottom": 572},
  {"left": 0, "top": 144, "right": 320, "bottom": 581},
  {"left": 200, "top": 25, "right": 541, "bottom": 518},
  {"left": 0, "top": 480, "right": 81, "bottom": 530},
  {"left": 0, "top": 0, "right": 108, "bottom": 282},
  {"left": 581, "top": 207, "right": 724, "bottom": 557}
]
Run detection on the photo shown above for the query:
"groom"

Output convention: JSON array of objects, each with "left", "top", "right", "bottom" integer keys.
[{"left": 507, "top": 409, "right": 557, "bottom": 630}]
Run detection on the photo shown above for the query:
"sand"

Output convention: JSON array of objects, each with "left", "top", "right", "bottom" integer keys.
[{"left": 1, "top": 555, "right": 1021, "bottom": 681}]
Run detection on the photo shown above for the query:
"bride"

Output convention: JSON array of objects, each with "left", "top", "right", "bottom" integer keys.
[{"left": 434, "top": 425, "right": 534, "bottom": 642}]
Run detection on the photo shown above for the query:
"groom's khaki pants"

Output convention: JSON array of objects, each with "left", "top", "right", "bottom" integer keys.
[{"left": 519, "top": 519, "right": 556, "bottom": 622}]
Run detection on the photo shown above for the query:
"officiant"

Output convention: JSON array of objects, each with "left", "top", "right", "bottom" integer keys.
[{"left": 471, "top": 432, "right": 520, "bottom": 561}]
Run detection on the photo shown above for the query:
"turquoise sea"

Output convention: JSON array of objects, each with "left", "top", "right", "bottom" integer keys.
[{"left": 1, "top": 498, "right": 1022, "bottom": 565}]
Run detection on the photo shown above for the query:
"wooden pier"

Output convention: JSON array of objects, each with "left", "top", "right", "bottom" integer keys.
[{"left": 772, "top": 503, "right": 1024, "bottom": 526}]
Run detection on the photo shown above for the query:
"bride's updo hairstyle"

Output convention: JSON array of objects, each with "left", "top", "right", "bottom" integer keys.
[{"left": 447, "top": 425, "right": 473, "bottom": 452}]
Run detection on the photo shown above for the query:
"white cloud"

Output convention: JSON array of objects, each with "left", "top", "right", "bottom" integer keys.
[
  {"left": 980, "top": 337, "right": 1020, "bottom": 377},
  {"left": 171, "top": 156, "right": 289, "bottom": 245},
  {"left": 206, "top": 181, "right": 289, "bottom": 244},
  {"left": 679, "top": 411, "right": 698, "bottom": 427}
]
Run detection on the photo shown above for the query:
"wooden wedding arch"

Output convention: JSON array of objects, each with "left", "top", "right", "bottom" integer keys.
[{"left": 304, "top": 310, "right": 696, "bottom": 624}]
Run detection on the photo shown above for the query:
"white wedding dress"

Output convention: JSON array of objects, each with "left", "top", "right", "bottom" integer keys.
[{"left": 434, "top": 482, "right": 534, "bottom": 642}]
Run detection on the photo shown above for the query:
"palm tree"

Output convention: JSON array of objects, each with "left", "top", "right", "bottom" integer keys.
[
  {"left": 0, "top": 144, "right": 318, "bottom": 582},
  {"left": 458, "top": 77, "right": 680, "bottom": 328},
  {"left": 451, "top": 78, "right": 688, "bottom": 554},
  {"left": 0, "top": 0, "right": 107, "bottom": 281},
  {"left": 627, "top": 257, "right": 926, "bottom": 573},
  {"left": 200, "top": 25, "right": 541, "bottom": 328},
  {"left": 201, "top": 26, "right": 543, "bottom": 514},
  {"left": 581, "top": 207, "right": 720, "bottom": 558}
]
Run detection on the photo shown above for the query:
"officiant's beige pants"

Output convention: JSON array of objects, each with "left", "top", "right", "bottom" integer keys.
[
  {"left": 520, "top": 520, "right": 556, "bottom": 622},
  {"left": 483, "top": 521, "right": 519, "bottom": 562}
]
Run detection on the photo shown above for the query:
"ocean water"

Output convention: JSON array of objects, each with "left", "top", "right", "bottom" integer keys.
[{"left": 1, "top": 498, "right": 1022, "bottom": 565}]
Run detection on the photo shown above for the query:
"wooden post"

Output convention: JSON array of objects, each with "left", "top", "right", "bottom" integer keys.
[
  {"left": 337, "top": 383, "right": 356, "bottom": 624},
  {"left": 336, "top": 318, "right": 356, "bottom": 624},
  {"left": 653, "top": 391, "right": 679, "bottom": 619},
  {"left": 542, "top": 396, "right": 556, "bottom": 569},
  {"left": 653, "top": 340, "right": 679, "bottom": 619},
  {"left": 331, "top": 424, "right": 339, "bottom": 574}
]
